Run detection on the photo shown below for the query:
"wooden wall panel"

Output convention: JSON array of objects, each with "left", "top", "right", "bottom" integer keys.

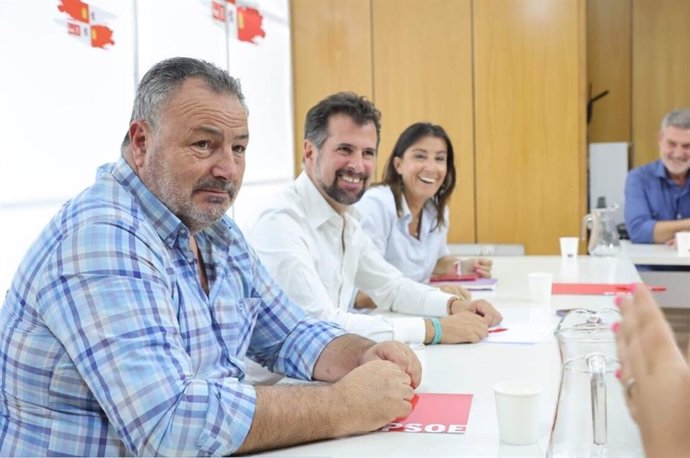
[
  {"left": 632, "top": 0, "right": 690, "bottom": 167},
  {"left": 290, "top": 0, "right": 373, "bottom": 173},
  {"left": 371, "top": 0, "right": 475, "bottom": 242},
  {"left": 586, "top": 0, "right": 631, "bottom": 143},
  {"left": 474, "top": 0, "right": 587, "bottom": 254}
]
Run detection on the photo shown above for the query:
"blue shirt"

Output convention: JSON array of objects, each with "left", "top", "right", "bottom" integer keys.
[
  {"left": 624, "top": 159, "right": 690, "bottom": 243},
  {"left": 0, "top": 158, "right": 343, "bottom": 456},
  {"left": 355, "top": 185, "right": 450, "bottom": 282}
]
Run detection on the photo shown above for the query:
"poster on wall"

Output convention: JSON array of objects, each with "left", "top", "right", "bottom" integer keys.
[
  {"left": 0, "top": 0, "right": 294, "bottom": 288},
  {"left": 0, "top": 0, "right": 136, "bottom": 205},
  {"left": 223, "top": 1, "right": 294, "bottom": 230},
  {"left": 0, "top": 0, "right": 136, "bottom": 294},
  {"left": 136, "top": 0, "right": 293, "bottom": 186},
  {"left": 134, "top": 0, "right": 294, "bottom": 231},
  {"left": 225, "top": 0, "right": 293, "bottom": 185},
  {"left": 135, "top": 0, "right": 229, "bottom": 78}
]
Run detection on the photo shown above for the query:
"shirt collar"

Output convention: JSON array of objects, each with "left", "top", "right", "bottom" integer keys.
[
  {"left": 399, "top": 191, "right": 438, "bottom": 222},
  {"left": 653, "top": 159, "right": 690, "bottom": 189},
  {"left": 295, "top": 171, "right": 359, "bottom": 229},
  {"left": 400, "top": 192, "right": 412, "bottom": 220},
  {"left": 108, "top": 157, "right": 234, "bottom": 249},
  {"left": 654, "top": 159, "right": 690, "bottom": 183},
  {"left": 653, "top": 159, "right": 669, "bottom": 179}
]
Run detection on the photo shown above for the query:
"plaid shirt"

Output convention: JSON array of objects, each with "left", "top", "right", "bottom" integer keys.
[{"left": 0, "top": 158, "right": 343, "bottom": 456}]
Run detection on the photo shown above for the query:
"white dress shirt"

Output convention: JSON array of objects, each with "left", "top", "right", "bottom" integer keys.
[
  {"left": 249, "top": 172, "right": 454, "bottom": 344},
  {"left": 355, "top": 185, "right": 450, "bottom": 282}
]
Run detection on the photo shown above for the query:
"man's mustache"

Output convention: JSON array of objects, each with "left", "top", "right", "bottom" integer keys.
[
  {"left": 193, "top": 179, "right": 237, "bottom": 199},
  {"left": 336, "top": 168, "right": 368, "bottom": 181}
]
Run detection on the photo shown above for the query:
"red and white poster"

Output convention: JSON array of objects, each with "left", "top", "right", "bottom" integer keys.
[
  {"left": 56, "top": 0, "right": 116, "bottom": 49},
  {"left": 0, "top": 0, "right": 292, "bottom": 291},
  {"left": 209, "top": 0, "right": 266, "bottom": 44},
  {"left": 0, "top": 0, "right": 135, "bottom": 293},
  {"left": 380, "top": 393, "right": 474, "bottom": 434}
]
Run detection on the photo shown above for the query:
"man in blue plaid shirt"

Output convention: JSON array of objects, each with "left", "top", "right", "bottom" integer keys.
[{"left": 0, "top": 57, "right": 420, "bottom": 456}]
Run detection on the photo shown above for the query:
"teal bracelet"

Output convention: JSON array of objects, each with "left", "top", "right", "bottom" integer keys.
[{"left": 430, "top": 318, "right": 443, "bottom": 345}]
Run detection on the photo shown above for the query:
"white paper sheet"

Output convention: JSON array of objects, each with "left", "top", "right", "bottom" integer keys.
[{"left": 485, "top": 308, "right": 557, "bottom": 344}]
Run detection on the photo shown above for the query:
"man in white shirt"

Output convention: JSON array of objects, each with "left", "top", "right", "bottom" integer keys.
[{"left": 250, "top": 92, "right": 502, "bottom": 346}]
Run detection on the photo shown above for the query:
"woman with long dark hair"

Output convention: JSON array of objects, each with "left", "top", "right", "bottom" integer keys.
[{"left": 354, "top": 122, "right": 491, "bottom": 307}]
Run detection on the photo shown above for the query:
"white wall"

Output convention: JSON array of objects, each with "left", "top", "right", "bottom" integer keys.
[{"left": 0, "top": 0, "right": 294, "bottom": 294}]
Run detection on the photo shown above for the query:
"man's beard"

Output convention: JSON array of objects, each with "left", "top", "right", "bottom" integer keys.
[
  {"left": 315, "top": 153, "right": 368, "bottom": 205},
  {"left": 319, "top": 172, "right": 367, "bottom": 206},
  {"left": 175, "top": 177, "right": 236, "bottom": 232},
  {"left": 146, "top": 155, "right": 236, "bottom": 233}
]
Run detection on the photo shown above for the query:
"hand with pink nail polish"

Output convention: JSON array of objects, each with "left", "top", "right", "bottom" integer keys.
[
  {"left": 614, "top": 294, "right": 625, "bottom": 307},
  {"left": 615, "top": 284, "right": 690, "bottom": 457}
]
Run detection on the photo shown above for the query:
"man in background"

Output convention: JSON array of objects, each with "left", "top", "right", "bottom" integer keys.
[
  {"left": 625, "top": 108, "right": 690, "bottom": 243},
  {"left": 250, "top": 92, "right": 502, "bottom": 347},
  {"left": 0, "top": 58, "right": 420, "bottom": 456}
]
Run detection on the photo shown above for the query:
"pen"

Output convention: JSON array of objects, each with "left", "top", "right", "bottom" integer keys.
[
  {"left": 612, "top": 285, "right": 667, "bottom": 293},
  {"left": 645, "top": 285, "right": 667, "bottom": 292},
  {"left": 489, "top": 327, "right": 508, "bottom": 333}
]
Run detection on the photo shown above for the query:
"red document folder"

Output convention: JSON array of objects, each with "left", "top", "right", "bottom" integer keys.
[
  {"left": 429, "top": 273, "right": 478, "bottom": 283},
  {"left": 379, "top": 393, "right": 473, "bottom": 434},
  {"left": 551, "top": 283, "right": 667, "bottom": 295},
  {"left": 429, "top": 275, "right": 497, "bottom": 291}
]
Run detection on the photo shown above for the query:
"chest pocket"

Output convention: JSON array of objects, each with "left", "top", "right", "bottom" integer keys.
[{"left": 210, "top": 298, "right": 260, "bottom": 361}]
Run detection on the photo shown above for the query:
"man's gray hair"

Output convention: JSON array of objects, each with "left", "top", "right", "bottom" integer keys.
[
  {"left": 661, "top": 108, "right": 690, "bottom": 131},
  {"left": 121, "top": 57, "right": 246, "bottom": 151}
]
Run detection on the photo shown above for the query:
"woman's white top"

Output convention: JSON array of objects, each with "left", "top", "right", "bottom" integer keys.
[{"left": 355, "top": 185, "right": 450, "bottom": 282}]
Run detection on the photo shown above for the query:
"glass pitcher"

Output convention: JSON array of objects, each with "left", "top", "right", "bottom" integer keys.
[
  {"left": 581, "top": 205, "right": 621, "bottom": 256},
  {"left": 547, "top": 309, "right": 643, "bottom": 457}
]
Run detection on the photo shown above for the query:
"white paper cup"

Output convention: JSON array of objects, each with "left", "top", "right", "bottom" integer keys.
[
  {"left": 493, "top": 381, "right": 543, "bottom": 445},
  {"left": 559, "top": 237, "right": 579, "bottom": 258},
  {"left": 528, "top": 272, "right": 553, "bottom": 304},
  {"left": 676, "top": 232, "right": 690, "bottom": 257}
]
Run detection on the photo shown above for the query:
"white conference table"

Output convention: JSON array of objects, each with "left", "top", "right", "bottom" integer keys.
[
  {"left": 618, "top": 240, "right": 690, "bottom": 266},
  {"left": 252, "top": 256, "right": 641, "bottom": 457},
  {"left": 618, "top": 240, "right": 690, "bottom": 308}
]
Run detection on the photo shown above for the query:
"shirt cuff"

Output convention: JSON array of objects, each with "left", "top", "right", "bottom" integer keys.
[
  {"left": 640, "top": 221, "right": 656, "bottom": 244},
  {"left": 391, "top": 317, "right": 426, "bottom": 344},
  {"left": 422, "top": 290, "right": 455, "bottom": 317},
  {"left": 198, "top": 380, "right": 257, "bottom": 455}
]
